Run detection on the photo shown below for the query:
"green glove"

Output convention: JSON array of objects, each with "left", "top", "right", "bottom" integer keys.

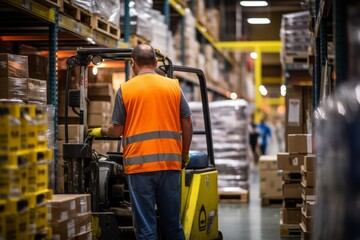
[
  {"left": 87, "top": 128, "right": 102, "bottom": 137},
  {"left": 182, "top": 153, "right": 190, "bottom": 169}
]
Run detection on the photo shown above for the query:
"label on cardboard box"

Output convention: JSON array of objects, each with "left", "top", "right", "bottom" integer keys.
[{"left": 277, "top": 153, "right": 306, "bottom": 171}]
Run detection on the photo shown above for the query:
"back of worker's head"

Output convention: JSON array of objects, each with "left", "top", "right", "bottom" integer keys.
[{"left": 131, "top": 44, "right": 156, "bottom": 68}]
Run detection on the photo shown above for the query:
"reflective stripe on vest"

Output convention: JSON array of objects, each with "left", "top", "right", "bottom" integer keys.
[
  {"left": 123, "top": 130, "right": 181, "bottom": 147},
  {"left": 123, "top": 153, "right": 181, "bottom": 166}
]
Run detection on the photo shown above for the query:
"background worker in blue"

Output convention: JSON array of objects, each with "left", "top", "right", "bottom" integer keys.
[
  {"left": 88, "top": 44, "right": 193, "bottom": 240},
  {"left": 257, "top": 116, "right": 272, "bottom": 156}
]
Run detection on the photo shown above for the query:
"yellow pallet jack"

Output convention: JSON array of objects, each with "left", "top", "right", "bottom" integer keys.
[{"left": 62, "top": 48, "right": 222, "bottom": 239}]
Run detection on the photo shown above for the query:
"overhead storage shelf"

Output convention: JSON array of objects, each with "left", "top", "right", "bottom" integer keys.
[
  {"left": 2, "top": 0, "right": 123, "bottom": 48},
  {"left": 169, "top": 0, "right": 237, "bottom": 67}
]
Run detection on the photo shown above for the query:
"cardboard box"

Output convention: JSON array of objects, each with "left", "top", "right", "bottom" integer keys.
[
  {"left": 301, "top": 166, "right": 315, "bottom": 187},
  {"left": 58, "top": 125, "right": 80, "bottom": 140},
  {"left": 302, "top": 200, "right": 315, "bottom": 217},
  {"left": 66, "top": 194, "right": 91, "bottom": 214},
  {"left": 301, "top": 183, "right": 315, "bottom": 199},
  {"left": 300, "top": 222, "right": 311, "bottom": 240},
  {"left": 88, "top": 83, "right": 114, "bottom": 102},
  {"left": 0, "top": 77, "right": 28, "bottom": 100},
  {"left": 283, "top": 182, "right": 302, "bottom": 199},
  {"left": 48, "top": 195, "right": 77, "bottom": 222},
  {"left": 259, "top": 155, "right": 278, "bottom": 171},
  {"left": 277, "top": 153, "right": 306, "bottom": 171},
  {"left": 301, "top": 211, "right": 313, "bottom": 232},
  {"left": 0, "top": 53, "right": 29, "bottom": 78},
  {"left": 92, "top": 141, "right": 112, "bottom": 154},
  {"left": 57, "top": 176, "right": 65, "bottom": 194},
  {"left": 304, "top": 155, "right": 316, "bottom": 172},
  {"left": 27, "top": 54, "right": 48, "bottom": 80},
  {"left": 282, "top": 208, "right": 301, "bottom": 224},
  {"left": 88, "top": 101, "right": 112, "bottom": 114},
  {"left": 285, "top": 86, "right": 304, "bottom": 138},
  {"left": 51, "top": 218, "right": 76, "bottom": 240},
  {"left": 75, "top": 212, "right": 92, "bottom": 234},
  {"left": 27, "top": 78, "right": 47, "bottom": 102},
  {"left": 287, "top": 134, "right": 314, "bottom": 154},
  {"left": 88, "top": 113, "right": 111, "bottom": 127},
  {"left": 259, "top": 170, "right": 282, "bottom": 198}
]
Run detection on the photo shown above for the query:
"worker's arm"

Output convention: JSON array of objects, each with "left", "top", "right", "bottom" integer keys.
[
  {"left": 181, "top": 116, "right": 193, "bottom": 155},
  {"left": 101, "top": 123, "right": 124, "bottom": 138}
]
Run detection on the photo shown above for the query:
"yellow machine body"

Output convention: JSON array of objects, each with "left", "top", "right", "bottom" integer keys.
[{"left": 181, "top": 169, "right": 219, "bottom": 240}]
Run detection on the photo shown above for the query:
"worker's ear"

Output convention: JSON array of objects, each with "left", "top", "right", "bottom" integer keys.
[
  {"left": 154, "top": 58, "right": 158, "bottom": 68},
  {"left": 131, "top": 59, "right": 135, "bottom": 68}
]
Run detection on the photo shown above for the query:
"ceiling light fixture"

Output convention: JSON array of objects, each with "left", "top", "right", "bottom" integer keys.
[
  {"left": 250, "top": 52, "right": 258, "bottom": 59},
  {"left": 259, "top": 85, "right": 268, "bottom": 96},
  {"left": 247, "top": 18, "right": 271, "bottom": 24},
  {"left": 240, "top": 1, "right": 268, "bottom": 7}
]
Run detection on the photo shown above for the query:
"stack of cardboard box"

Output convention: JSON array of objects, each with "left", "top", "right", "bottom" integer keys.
[
  {"left": 259, "top": 155, "right": 282, "bottom": 206},
  {"left": 300, "top": 155, "right": 316, "bottom": 240},
  {"left": 57, "top": 125, "right": 80, "bottom": 193},
  {"left": 277, "top": 134, "right": 314, "bottom": 238},
  {"left": 87, "top": 83, "right": 118, "bottom": 154},
  {"left": 0, "top": 53, "right": 28, "bottom": 101},
  {"left": 48, "top": 194, "right": 92, "bottom": 240}
]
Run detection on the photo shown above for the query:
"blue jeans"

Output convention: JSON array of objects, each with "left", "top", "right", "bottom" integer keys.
[{"left": 127, "top": 171, "right": 185, "bottom": 240}]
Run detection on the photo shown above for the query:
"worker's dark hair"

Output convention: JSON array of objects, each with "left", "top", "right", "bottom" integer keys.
[{"left": 131, "top": 44, "right": 156, "bottom": 67}]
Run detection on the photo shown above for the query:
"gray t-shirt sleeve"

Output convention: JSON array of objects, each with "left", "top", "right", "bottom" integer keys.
[
  {"left": 112, "top": 87, "right": 126, "bottom": 125},
  {"left": 180, "top": 89, "right": 191, "bottom": 119}
]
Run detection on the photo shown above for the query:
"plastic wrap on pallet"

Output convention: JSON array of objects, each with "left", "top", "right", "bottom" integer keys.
[
  {"left": 120, "top": 0, "right": 153, "bottom": 40},
  {"left": 280, "top": 11, "right": 310, "bottom": 63},
  {"left": 0, "top": 53, "right": 29, "bottom": 78},
  {"left": 71, "top": 0, "right": 120, "bottom": 26},
  {"left": 190, "top": 99, "right": 249, "bottom": 191},
  {"left": 0, "top": 77, "right": 28, "bottom": 101},
  {"left": 313, "top": 81, "right": 360, "bottom": 240},
  {"left": 47, "top": 105, "right": 55, "bottom": 149},
  {"left": 93, "top": 0, "right": 120, "bottom": 26},
  {"left": 28, "top": 78, "right": 47, "bottom": 102},
  {"left": 70, "top": 0, "right": 92, "bottom": 13}
]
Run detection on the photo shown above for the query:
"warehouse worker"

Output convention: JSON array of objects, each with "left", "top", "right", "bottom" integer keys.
[
  {"left": 87, "top": 44, "right": 193, "bottom": 240},
  {"left": 257, "top": 116, "right": 272, "bottom": 156}
]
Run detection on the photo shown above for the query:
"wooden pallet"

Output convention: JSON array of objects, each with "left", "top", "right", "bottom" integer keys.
[
  {"left": 61, "top": 0, "right": 92, "bottom": 26},
  {"left": 130, "top": 34, "right": 150, "bottom": 47},
  {"left": 280, "top": 219, "right": 301, "bottom": 239},
  {"left": 92, "top": 16, "right": 120, "bottom": 39},
  {"left": 283, "top": 199, "right": 303, "bottom": 208},
  {"left": 284, "top": 52, "right": 308, "bottom": 64},
  {"left": 261, "top": 197, "right": 283, "bottom": 207},
  {"left": 33, "top": 0, "right": 62, "bottom": 8},
  {"left": 218, "top": 189, "right": 249, "bottom": 204},
  {"left": 282, "top": 171, "right": 302, "bottom": 182}
]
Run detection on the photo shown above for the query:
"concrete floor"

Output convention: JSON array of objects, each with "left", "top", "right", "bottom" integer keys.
[{"left": 218, "top": 167, "right": 281, "bottom": 240}]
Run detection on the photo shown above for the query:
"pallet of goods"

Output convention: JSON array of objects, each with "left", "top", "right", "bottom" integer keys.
[{"left": 259, "top": 155, "right": 283, "bottom": 207}]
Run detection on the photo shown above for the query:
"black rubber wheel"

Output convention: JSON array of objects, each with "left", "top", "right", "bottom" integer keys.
[{"left": 217, "top": 231, "right": 223, "bottom": 240}]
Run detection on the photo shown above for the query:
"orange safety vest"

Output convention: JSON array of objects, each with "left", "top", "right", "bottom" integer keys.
[{"left": 120, "top": 73, "right": 182, "bottom": 174}]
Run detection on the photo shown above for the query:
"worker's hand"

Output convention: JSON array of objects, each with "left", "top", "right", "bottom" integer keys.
[
  {"left": 182, "top": 153, "right": 190, "bottom": 169},
  {"left": 87, "top": 128, "right": 102, "bottom": 138}
]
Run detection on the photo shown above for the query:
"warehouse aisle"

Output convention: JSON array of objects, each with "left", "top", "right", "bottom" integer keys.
[{"left": 218, "top": 167, "right": 280, "bottom": 240}]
